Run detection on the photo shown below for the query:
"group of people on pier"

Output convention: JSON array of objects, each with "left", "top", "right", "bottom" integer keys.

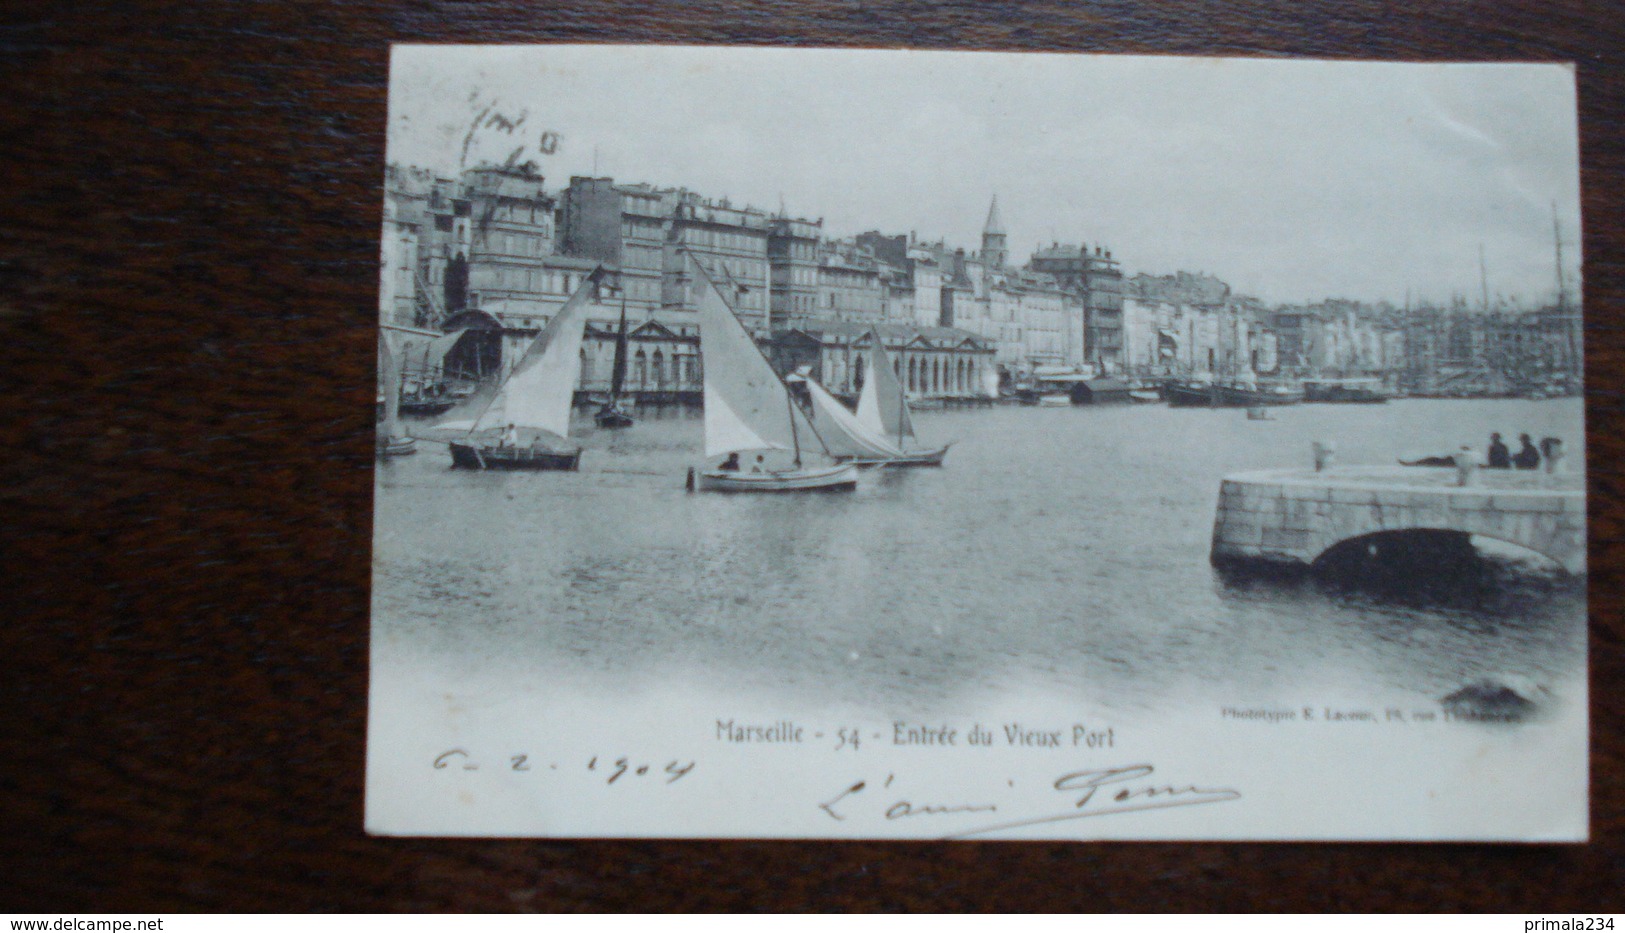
[{"left": 1486, "top": 432, "right": 1562, "bottom": 471}]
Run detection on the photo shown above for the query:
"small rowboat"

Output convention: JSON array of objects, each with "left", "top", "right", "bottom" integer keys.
[
  {"left": 451, "top": 439, "right": 581, "bottom": 471},
  {"left": 690, "top": 463, "right": 859, "bottom": 492}
]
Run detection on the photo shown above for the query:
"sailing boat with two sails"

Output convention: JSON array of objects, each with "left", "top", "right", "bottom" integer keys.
[
  {"left": 593, "top": 296, "right": 635, "bottom": 428},
  {"left": 852, "top": 333, "right": 952, "bottom": 467},
  {"left": 687, "top": 257, "right": 858, "bottom": 493},
  {"left": 788, "top": 331, "right": 952, "bottom": 468},
  {"left": 431, "top": 266, "right": 607, "bottom": 470}
]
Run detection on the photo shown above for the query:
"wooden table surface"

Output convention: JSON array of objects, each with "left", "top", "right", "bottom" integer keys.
[{"left": 1, "top": 0, "right": 1621, "bottom": 912}]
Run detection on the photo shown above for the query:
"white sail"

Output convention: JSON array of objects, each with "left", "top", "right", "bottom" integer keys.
[
  {"left": 802, "top": 375, "right": 904, "bottom": 461},
  {"left": 694, "top": 260, "right": 822, "bottom": 459},
  {"left": 856, "top": 336, "right": 915, "bottom": 442},
  {"left": 471, "top": 268, "right": 604, "bottom": 437}
]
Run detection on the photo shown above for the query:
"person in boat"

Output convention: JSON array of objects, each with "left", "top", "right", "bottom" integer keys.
[
  {"left": 1512, "top": 433, "right": 1541, "bottom": 470},
  {"left": 1487, "top": 433, "right": 1511, "bottom": 468},
  {"left": 503, "top": 423, "right": 519, "bottom": 448},
  {"left": 751, "top": 455, "right": 765, "bottom": 473},
  {"left": 720, "top": 452, "right": 741, "bottom": 472}
]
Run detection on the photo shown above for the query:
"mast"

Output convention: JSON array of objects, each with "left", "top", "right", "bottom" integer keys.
[
  {"left": 1552, "top": 201, "right": 1567, "bottom": 312},
  {"left": 897, "top": 342, "right": 908, "bottom": 440},
  {"left": 786, "top": 383, "right": 802, "bottom": 466},
  {"left": 1479, "top": 243, "right": 1490, "bottom": 313},
  {"left": 610, "top": 295, "right": 629, "bottom": 405}
]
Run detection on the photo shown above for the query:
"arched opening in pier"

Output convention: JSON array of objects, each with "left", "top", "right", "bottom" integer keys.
[{"left": 1311, "top": 529, "right": 1571, "bottom": 594}]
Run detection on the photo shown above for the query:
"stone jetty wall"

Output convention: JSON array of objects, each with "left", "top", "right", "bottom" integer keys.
[{"left": 1211, "top": 467, "right": 1586, "bottom": 574}]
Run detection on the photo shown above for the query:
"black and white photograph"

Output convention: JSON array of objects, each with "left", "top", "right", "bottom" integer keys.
[{"left": 366, "top": 45, "right": 1586, "bottom": 840}]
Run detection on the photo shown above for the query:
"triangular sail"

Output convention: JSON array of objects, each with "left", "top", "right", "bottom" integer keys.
[
  {"left": 471, "top": 267, "right": 605, "bottom": 437},
  {"left": 803, "top": 376, "right": 905, "bottom": 461},
  {"left": 857, "top": 336, "right": 916, "bottom": 442},
  {"left": 693, "top": 260, "right": 822, "bottom": 459},
  {"left": 385, "top": 326, "right": 465, "bottom": 384}
]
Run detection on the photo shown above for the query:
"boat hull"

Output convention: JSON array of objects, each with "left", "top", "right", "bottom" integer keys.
[
  {"left": 1304, "top": 387, "right": 1389, "bottom": 404},
  {"left": 1166, "top": 382, "right": 1303, "bottom": 408},
  {"left": 836, "top": 443, "right": 951, "bottom": 468},
  {"left": 594, "top": 405, "right": 635, "bottom": 428},
  {"left": 450, "top": 442, "right": 582, "bottom": 471},
  {"left": 693, "top": 463, "right": 859, "bottom": 492},
  {"left": 399, "top": 397, "right": 456, "bottom": 416},
  {"left": 377, "top": 435, "right": 418, "bottom": 457}
]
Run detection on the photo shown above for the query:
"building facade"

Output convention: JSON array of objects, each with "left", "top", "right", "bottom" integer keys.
[
  {"left": 767, "top": 215, "right": 823, "bottom": 333},
  {"left": 769, "top": 322, "right": 996, "bottom": 399}
]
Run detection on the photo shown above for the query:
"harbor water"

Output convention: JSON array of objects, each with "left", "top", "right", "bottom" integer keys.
[{"left": 372, "top": 398, "right": 1586, "bottom": 717}]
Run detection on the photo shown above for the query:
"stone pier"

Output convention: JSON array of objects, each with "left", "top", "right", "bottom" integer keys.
[{"left": 1211, "top": 466, "right": 1586, "bottom": 574}]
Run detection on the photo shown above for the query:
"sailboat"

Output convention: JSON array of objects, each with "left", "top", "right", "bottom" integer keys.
[
  {"left": 396, "top": 328, "right": 463, "bottom": 416},
  {"left": 797, "top": 372, "right": 907, "bottom": 465},
  {"left": 594, "top": 297, "right": 635, "bottom": 428},
  {"left": 686, "top": 258, "right": 858, "bottom": 493},
  {"left": 441, "top": 267, "right": 606, "bottom": 470},
  {"left": 852, "top": 333, "right": 952, "bottom": 467}
]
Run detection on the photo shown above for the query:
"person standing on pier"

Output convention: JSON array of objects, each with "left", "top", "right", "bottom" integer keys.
[
  {"left": 1487, "top": 433, "right": 1511, "bottom": 468},
  {"left": 1513, "top": 433, "right": 1541, "bottom": 470}
]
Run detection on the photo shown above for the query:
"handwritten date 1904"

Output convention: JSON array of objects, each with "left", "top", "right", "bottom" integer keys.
[{"left": 432, "top": 749, "right": 696, "bottom": 784}]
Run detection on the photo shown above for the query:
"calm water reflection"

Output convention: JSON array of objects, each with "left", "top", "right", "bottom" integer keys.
[{"left": 373, "top": 398, "right": 1586, "bottom": 715}]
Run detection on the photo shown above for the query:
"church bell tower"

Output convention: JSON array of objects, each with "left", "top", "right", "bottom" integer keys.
[{"left": 982, "top": 194, "right": 1008, "bottom": 269}]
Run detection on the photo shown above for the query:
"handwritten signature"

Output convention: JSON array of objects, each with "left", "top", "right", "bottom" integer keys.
[{"left": 817, "top": 764, "right": 1240, "bottom": 839}]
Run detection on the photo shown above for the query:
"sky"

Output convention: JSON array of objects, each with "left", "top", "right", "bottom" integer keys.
[{"left": 387, "top": 45, "right": 1582, "bottom": 308}]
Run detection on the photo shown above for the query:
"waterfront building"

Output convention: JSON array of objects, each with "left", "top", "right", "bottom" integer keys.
[
  {"left": 382, "top": 164, "right": 462, "bottom": 329},
  {"left": 559, "top": 176, "right": 676, "bottom": 324},
  {"left": 1125, "top": 270, "right": 1231, "bottom": 307},
  {"left": 1121, "top": 296, "right": 1168, "bottom": 374},
  {"left": 907, "top": 243, "right": 946, "bottom": 329},
  {"left": 767, "top": 215, "right": 823, "bottom": 333},
  {"left": 379, "top": 193, "right": 420, "bottom": 328},
  {"left": 1003, "top": 268, "right": 1071, "bottom": 370},
  {"left": 579, "top": 318, "right": 702, "bottom": 402},
  {"left": 769, "top": 322, "right": 996, "bottom": 398},
  {"left": 814, "top": 238, "right": 884, "bottom": 324},
  {"left": 662, "top": 191, "right": 774, "bottom": 334},
  {"left": 1029, "top": 242, "right": 1124, "bottom": 372}
]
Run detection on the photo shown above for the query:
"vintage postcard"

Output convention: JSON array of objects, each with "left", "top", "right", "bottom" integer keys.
[{"left": 367, "top": 46, "right": 1586, "bottom": 839}]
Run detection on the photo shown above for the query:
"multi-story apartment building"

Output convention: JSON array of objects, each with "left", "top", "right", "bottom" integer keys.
[
  {"left": 661, "top": 191, "right": 773, "bottom": 334},
  {"left": 815, "top": 238, "right": 883, "bottom": 324},
  {"left": 767, "top": 215, "right": 822, "bottom": 333},
  {"left": 559, "top": 176, "right": 673, "bottom": 324},
  {"left": 1029, "top": 242, "right": 1123, "bottom": 372},
  {"left": 379, "top": 192, "right": 421, "bottom": 328}
]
